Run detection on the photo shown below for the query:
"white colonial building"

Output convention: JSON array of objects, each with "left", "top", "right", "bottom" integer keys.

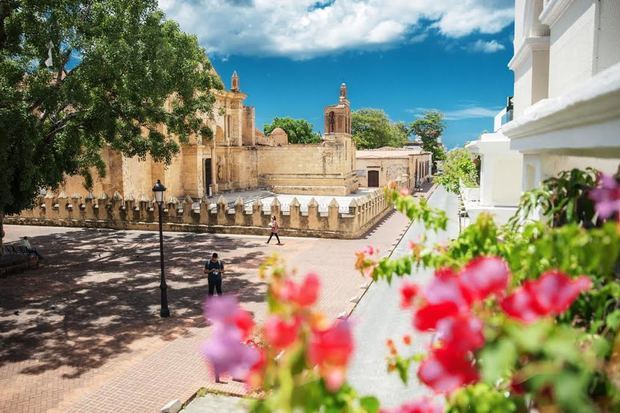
[{"left": 466, "top": 0, "right": 620, "bottom": 223}]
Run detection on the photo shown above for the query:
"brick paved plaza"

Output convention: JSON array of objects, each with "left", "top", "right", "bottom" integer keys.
[{"left": 0, "top": 199, "right": 415, "bottom": 412}]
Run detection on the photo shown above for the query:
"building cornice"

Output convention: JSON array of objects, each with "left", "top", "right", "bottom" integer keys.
[
  {"left": 507, "top": 36, "right": 550, "bottom": 71},
  {"left": 539, "top": 0, "right": 582, "bottom": 27},
  {"left": 503, "top": 62, "right": 620, "bottom": 143}
]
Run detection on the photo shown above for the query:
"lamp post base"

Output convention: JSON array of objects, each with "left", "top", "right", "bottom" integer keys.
[{"left": 160, "top": 307, "right": 170, "bottom": 318}]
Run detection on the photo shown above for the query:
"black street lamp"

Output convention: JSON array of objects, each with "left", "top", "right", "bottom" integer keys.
[{"left": 152, "top": 180, "right": 170, "bottom": 318}]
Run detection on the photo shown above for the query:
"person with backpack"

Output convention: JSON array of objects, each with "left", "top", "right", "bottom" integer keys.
[
  {"left": 204, "top": 253, "right": 224, "bottom": 296},
  {"left": 267, "top": 215, "right": 282, "bottom": 245}
]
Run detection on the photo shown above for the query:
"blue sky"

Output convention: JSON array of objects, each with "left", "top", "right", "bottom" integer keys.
[{"left": 160, "top": 0, "right": 515, "bottom": 149}]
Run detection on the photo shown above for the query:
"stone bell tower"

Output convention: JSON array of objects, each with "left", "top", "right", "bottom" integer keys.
[
  {"left": 231, "top": 71, "right": 240, "bottom": 92},
  {"left": 324, "top": 82, "right": 352, "bottom": 137}
]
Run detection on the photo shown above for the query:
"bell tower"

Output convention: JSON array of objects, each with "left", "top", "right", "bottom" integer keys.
[
  {"left": 231, "top": 71, "right": 240, "bottom": 92},
  {"left": 324, "top": 83, "right": 351, "bottom": 136}
]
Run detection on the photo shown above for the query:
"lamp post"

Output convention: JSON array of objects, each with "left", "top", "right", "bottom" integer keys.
[{"left": 152, "top": 180, "right": 170, "bottom": 318}]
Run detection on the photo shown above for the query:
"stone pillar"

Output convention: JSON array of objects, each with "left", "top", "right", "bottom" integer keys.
[
  {"left": 216, "top": 196, "right": 227, "bottom": 225},
  {"left": 348, "top": 199, "right": 359, "bottom": 232},
  {"left": 307, "top": 198, "right": 319, "bottom": 230},
  {"left": 123, "top": 195, "right": 134, "bottom": 222},
  {"left": 199, "top": 197, "right": 210, "bottom": 225},
  {"left": 57, "top": 192, "right": 69, "bottom": 219},
  {"left": 328, "top": 198, "right": 339, "bottom": 231},
  {"left": 289, "top": 197, "right": 301, "bottom": 229},
  {"left": 67, "top": 194, "right": 79, "bottom": 221},
  {"left": 252, "top": 198, "right": 262, "bottom": 227},
  {"left": 183, "top": 195, "right": 194, "bottom": 224},
  {"left": 234, "top": 197, "right": 245, "bottom": 226},
  {"left": 270, "top": 197, "right": 281, "bottom": 218}
]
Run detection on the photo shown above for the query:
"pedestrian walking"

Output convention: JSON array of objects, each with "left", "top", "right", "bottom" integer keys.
[
  {"left": 266, "top": 215, "right": 282, "bottom": 245},
  {"left": 204, "top": 253, "right": 224, "bottom": 296}
]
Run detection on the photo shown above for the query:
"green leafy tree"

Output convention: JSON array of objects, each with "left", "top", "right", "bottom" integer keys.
[
  {"left": 263, "top": 117, "right": 322, "bottom": 144},
  {"left": 409, "top": 110, "right": 446, "bottom": 173},
  {"left": 0, "top": 0, "right": 221, "bottom": 251},
  {"left": 435, "top": 148, "right": 479, "bottom": 194},
  {"left": 351, "top": 109, "right": 407, "bottom": 149}
]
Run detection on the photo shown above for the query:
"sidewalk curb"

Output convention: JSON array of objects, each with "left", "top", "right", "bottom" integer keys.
[{"left": 344, "top": 183, "right": 440, "bottom": 319}]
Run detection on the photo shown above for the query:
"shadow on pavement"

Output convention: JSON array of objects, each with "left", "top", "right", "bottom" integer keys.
[{"left": 0, "top": 228, "right": 267, "bottom": 378}]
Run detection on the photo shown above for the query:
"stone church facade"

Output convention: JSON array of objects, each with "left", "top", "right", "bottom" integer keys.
[{"left": 62, "top": 73, "right": 359, "bottom": 201}]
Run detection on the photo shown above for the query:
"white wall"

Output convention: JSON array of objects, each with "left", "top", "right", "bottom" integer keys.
[
  {"left": 596, "top": 0, "right": 620, "bottom": 74},
  {"left": 548, "top": 0, "right": 596, "bottom": 97}
]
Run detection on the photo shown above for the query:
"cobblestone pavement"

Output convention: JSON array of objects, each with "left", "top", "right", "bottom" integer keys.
[{"left": 0, "top": 186, "right": 435, "bottom": 413}]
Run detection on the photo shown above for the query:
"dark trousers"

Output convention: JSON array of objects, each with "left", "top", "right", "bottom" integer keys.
[
  {"left": 267, "top": 232, "right": 281, "bottom": 244},
  {"left": 208, "top": 275, "right": 222, "bottom": 296}
]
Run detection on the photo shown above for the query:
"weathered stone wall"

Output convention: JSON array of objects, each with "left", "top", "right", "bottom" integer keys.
[
  {"left": 7, "top": 189, "right": 393, "bottom": 240},
  {"left": 256, "top": 139, "right": 358, "bottom": 196}
]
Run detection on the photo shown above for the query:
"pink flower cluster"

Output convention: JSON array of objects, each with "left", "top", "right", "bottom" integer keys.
[
  {"left": 201, "top": 273, "right": 355, "bottom": 391},
  {"left": 400, "top": 257, "right": 591, "bottom": 394},
  {"left": 201, "top": 296, "right": 258, "bottom": 379},
  {"left": 355, "top": 246, "right": 380, "bottom": 277},
  {"left": 589, "top": 173, "right": 620, "bottom": 219}
]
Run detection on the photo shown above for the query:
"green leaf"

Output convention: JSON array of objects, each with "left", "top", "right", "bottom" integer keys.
[
  {"left": 480, "top": 339, "right": 517, "bottom": 384},
  {"left": 359, "top": 396, "right": 380, "bottom": 413}
]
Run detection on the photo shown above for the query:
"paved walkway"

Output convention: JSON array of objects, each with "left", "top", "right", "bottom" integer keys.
[
  {"left": 347, "top": 186, "right": 458, "bottom": 408},
  {"left": 0, "top": 189, "right": 421, "bottom": 412}
]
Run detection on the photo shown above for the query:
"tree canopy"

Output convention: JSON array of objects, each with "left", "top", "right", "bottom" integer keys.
[
  {"left": 263, "top": 117, "right": 322, "bottom": 144},
  {"left": 434, "top": 148, "right": 479, "bottom": 194},
  {"left": 409, "top": 110, "right": 446, "bottom": 173},
  {"left": 0, "top": 0, "right": 221, "bottom": 244},
  {"left": 351, "top": 109, "right": 407, "bottom": 149}
]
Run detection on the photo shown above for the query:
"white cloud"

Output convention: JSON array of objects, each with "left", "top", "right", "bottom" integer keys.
[
  {"left": 408, "top": 105, "right": 501, "bottom": 120},
  {"left": 158, "top": 0, "right": 514, "bottom": 59},
  {"left": 468, "top": 39, "right": 506, "bottom": 53}
]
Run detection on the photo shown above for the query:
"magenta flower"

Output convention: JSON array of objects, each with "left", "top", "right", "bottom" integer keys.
[
  {"left": 589, "top": 174, "right": 620, "bottom": 219},
  {"left": 203, "top": 295, "right": 240, "bottom": 324},
  {"left": 201, "top": 325, "right": 259, "bottom": 377},
  {"left": 201, "top": 295, "right": 258, "bottom": 378}
]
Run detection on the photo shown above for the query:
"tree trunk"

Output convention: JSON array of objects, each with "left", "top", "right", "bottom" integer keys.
[{"left": 0, "top": 211, "right": 4, "bottom": 256}]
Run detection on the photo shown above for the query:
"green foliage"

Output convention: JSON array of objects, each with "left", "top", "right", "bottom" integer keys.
[
  {"left": 263, "top": 117, "right": 322, "bottom": 144},
  {"left": 508, "top": 168, "right": 599, "bottom": 229},
  {"left": 409, "top": 110, "right": 446, "bottom": 173},
  {"left": 351, "top": 109, "right": 407, "bottom": 149},
  {"left": 447, "top": 383, "right": 518, "bottom": 413},
  {"left": 434, "top": 148, "right": 478, "bottom": 194},
  {"left": 0, "top": 0, "right": 221, "bottom": 219}
]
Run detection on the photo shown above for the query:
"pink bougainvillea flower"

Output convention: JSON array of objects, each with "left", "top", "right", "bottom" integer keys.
[
  {"left": 309, "top": 319, "right": 354, "bottom": 367},
  {"left": 458, "top": 256, "right": 510, "bottom": 301},
  {"left": 264, "top": 316, "right": 301, "bottom": 350},
  {"left": 245, "top": 341, "right": 267, "bottom": 389},
  {"left": 531, "top": 271, "right": 592, "bottom": 315},
  {"left": 277, "top": 273, "right": 320, "bottom": 307},
  {"left": 423, "top": 267, "right": 472, "bottom": 311},
  {"left": 201, "top": 325, "right": 259, "bottom": 378},
  {"left": 309, "top": 319, "right": 354, "bottom": 391},
  {"left": 436, "top": 314, "right": 484, "bottom": 354},
  {"left": 232, "top": 310, "right": 255, "bottom": 340},
  {"left": 500, "top": 285, "right": 543, "bottom": 323},
  {"left": 355, "top": 246, "right": 379, "bottom": 277},
  {"left": 400, "top": 282, "right": 420, "bottom": 308},
  {"left": 589, "top": 173, "right": 620, "bottom": 219},
  {"left": 380, "top": 397, "right": 443, "bottom": 413},
  {"left": 501, "top": 270, "right": 592, "bottom": 323},
  {"left": 417, "top": 348, "right": 479, "bottom": 393},
  {"left": 413, "top": 301, "right": 460, "bottom": 331},
  {"left": 203, "top": 295, "right": 240, "bottom": 324}
]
